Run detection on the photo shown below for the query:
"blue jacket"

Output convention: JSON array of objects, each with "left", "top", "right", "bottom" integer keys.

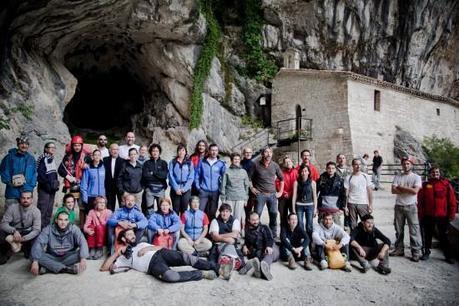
[
  {"left": 107, "top": 206, "right": 147, "bottom": 230},
  {"left": 182, "top": 209, "right": 208, "bottom": 241},
  {"left": 0, "top": 148, "right": 37, "bottom": 199},
  {"left": 148, "top": 209, "right": 180, "bottom": 233},
  {"left": 195, "top": 158, "right": 226, "bottom": 192},
  {"left": 80, "top": 162, "right": 105, "bottom": 203},
  {"left": 168, "top": 158, "right": 194, "bottom": 192}
]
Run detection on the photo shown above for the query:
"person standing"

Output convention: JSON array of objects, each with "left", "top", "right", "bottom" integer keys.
[
  {"left": 195, "top": 144, "right": 226, "bottom": 220},
  {"left": 317, "top": 161, "right": 346, "bottom": 227},
  {"left": 361, "top": 154, "right": 370, "bottom": 173},
  {"left": 190, "top": 139, "right": 208, "bottom": 169},
  {"left": 220, "top": 152, "right": 250, "bottom": 228},
  {"left": 372, "top": 150, "right": 383, "bottom": 190},
  {"left": 249, "top": 147, "right": 284, "bottom": 238},
  {"left": 292, "top": 164, "right": 317, "bottom": 238},
  {"left": 142, "top": 144, "right": 168, "bottom": 217},
  {"left": 58, "top": 135, "right": 89, "bottom": 195},
  {"left": 390, "top": 156, "right": 423, "bottom": 262},
  {"left": 417, "top": 166, "right": 457, "bottom": 263},
  {"left": 297, "top": 150, "right": 319, "bottom": 181},
  {"left": 336, "top": 153, "right": 350, "bottom": 179},
  {"left": 80, "top": 149, "right": 106, "bottom": 220},
  {"left": 36, "top": 142, "right": 60, "bottom": 228},
  {"left": 117, "top": 148, "right": 143, "bottom": 205},
  {"left": 118, "top": 132, "right": 140, "bottom": 160},
  {"left": 0, "top": 136, "right": 37, "bottom": 208},
  {"left": 168, "top": 144, "right": 194, "bottom": 215},
  {"left": 96, "top": 135, "right": 109, "bottom": 159},
  {"left": 241, "top": 147, "right": 255, "bottom": 174},
  {"left": 103, "top": 144, "right": 124, "bottom": 211},
  {"left": 277, "top": 156, "right": 298, "bottom": 228},
  {"left": 138, "top": 145, "right": 148, "bottom": 166},
  {"left": 344, "top": 159, "right": 373, "bottom": 230}
]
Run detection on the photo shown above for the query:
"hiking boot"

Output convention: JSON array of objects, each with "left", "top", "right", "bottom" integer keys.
[
  {"left": 360, "top": 260, "right": 371, "bottom": 273},
  {"left": 202, "top": 270, "right": 217, "bottom": 280},
  {"left": 410, "top": 255, "right": 420, "bottom": 262},
  {"left": 252, "top": 257, "right": 261, "bottom": 278},
  {"left": 376, "top": 265, "right": 391, "bottom": 275},
  {"left": 389, "top": 249, "right": 404, "bottom": 257},
  {"left": 287, "top": 255, "right": 298, "bottom": 270},
  {"left": 39, "top": 266, "right": 48, "bottom": 275},
  {"left": 319, "top": 260, "right": 328, "bottom": 270},
  {"left": 89, "top": 248, "right": 96, "bottom": 260},
  {"left": 343, "top": 262, "right": 352, "bottom": 273},
  {"left": 239, "top": 258, "right": 258, "bottom": 275},
  {"left": 218, "top": 256, "right": 234, "bottom": 280},
  {"left": 420, "top": 253, "right": 430, "bottom": 261},
  {"left": 303, "top": 257, "right": 313, "bottom": 271},
  {"left": 62, "top": 264, "right": 80, "bottom": 275},
  {"left": 260, "top": 261, "right": 273, "bottom": 281}
]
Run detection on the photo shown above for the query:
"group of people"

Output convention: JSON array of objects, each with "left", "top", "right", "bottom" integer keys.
[{"left": 0, "top": 132, "right": 456, "bottom": 283}]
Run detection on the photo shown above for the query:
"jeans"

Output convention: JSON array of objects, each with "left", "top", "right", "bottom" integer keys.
[
  {"left": 199, "top": 190, "right": 220, "bottom": 221},
  {"left": 296, "top": 204, "right": 314, "bottom": 238},
  {"left": 394, "top": 204, "right": 422, "bottom": 256},
  {"left": 280, "top": 238, "right": 311, "bottom": 261},
  {"left": 37, "top": 188, "right": 56, "bottom": 228},
  {"left": 144, "top": 188, "right": 164, "bottom": 217},
  {"left": 348, "top": 203, "right": 370, "bottom": 230},
  {"left": 37, "top": 250, "right": 80, "bottom": 273},
  {"left": 255, "top": 193, "right": 278, "bottom": 237},
  {"left": 372, "top": 168, "right": 381, "bottom": 189},
  {"left": 278, "top": 197, "right": 293, "bottom": 228}
]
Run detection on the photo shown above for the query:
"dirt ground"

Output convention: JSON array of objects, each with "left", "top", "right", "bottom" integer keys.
[{"left": 0, "top": 186, "right": 458, "bottom": 306}]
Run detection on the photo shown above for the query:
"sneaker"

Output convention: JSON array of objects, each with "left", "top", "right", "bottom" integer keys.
[
  {"left": 218, "top": 256, "right": 234, "bottom": 280},
  {"left": 89, "top": 248, "right": 96, "bottom": 260},
  {"left": 288, "top": 255, "right": 298, "bottom": 270},
  {"left": 239, "top": 258, "right": 258, "bottom": 275},
  {"left": 389, "top": 249, "right": 404, "bottom": 257},
  {"left": 260, "top": 261, "right": 273, "bottom": 281},
  {"left": 420, "top": 253, "right": 430, "bottom": 261},
  {"left": 343, "top": 262, "right": 352, "bottom": 272},
  {"left": 62, "top": 263, "right": 80, "bottom": 275},
  {"left": 39, "top": 266, "right": 48, "bottom": 275},
  {"left": 202, "top": 270, "right": 217, "bottom": 280},
  {"left": 376, "top": 265, "right": 391, "bottom": 275},
  {"left": 303, "top": 257, "right": 313, "bottom": 271},
  {"left": 410, "top": 255, "right": 420, "bottom": 262},
  {"left": 95, "top": 248, "right": 104, "bottom": 260},
  {"left": 360, "top": 260, "right": 371, "bottom": 273},
  {"left": 252, "top": 257, "right": 261, "bottom": 278},
  {"left": 319, "top": 260, "right": 328, "bottom": 270}
]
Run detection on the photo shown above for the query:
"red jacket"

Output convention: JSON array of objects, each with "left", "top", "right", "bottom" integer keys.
[
  {"left": 276, "top": 168, "right": 298, "bottom": 199},
  {"left": 296, "top": 163, "right": 320, "bottom": 182},
  {"left": 417, "top": 178, "right": 457, "bottom": 220}
]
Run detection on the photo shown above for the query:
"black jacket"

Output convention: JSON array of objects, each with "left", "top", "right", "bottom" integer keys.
[
  {"left": 244, "top": 224, "right": 273, "bottom": 259},
  {"left": 103, "top": 156, "right": 124, "bottom": 191},
  {"left": 317, "top": 172, "right": 346, "bottom": 210},
  {"left": 141, "top": 158, "right": 168, "bottom": 188},
  {"left": 350, "top": 222, "right": 391, "bottom": 248},
  {"left": 117, "top": 161, "right": 143, "bottom": 194},
  {"left": 280, "top": 225, "right": 309, "bottom": 251}
]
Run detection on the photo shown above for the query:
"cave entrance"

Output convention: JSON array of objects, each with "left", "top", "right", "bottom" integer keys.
[{"left": 63, "top": 67, "right": 144, "bottom": 134}]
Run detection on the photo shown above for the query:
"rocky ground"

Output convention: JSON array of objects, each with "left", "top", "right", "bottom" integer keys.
[{"left": 0, "top": 185, "right": 458, "bottom": 306}]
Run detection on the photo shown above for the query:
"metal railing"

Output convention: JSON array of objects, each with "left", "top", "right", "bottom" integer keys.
[
  {"left": 231, "top": 129, "right": 271, "bottom": 156},
  {"left": 276, "top": 117, "right": 312, "bottom": 146},
  {"left": 367, "top": 163, "right": 430, "bottom": 183}
]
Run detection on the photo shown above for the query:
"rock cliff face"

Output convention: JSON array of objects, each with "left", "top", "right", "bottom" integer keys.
[{"left": 0, "top": 0, "right": 457, "bottom": 164}]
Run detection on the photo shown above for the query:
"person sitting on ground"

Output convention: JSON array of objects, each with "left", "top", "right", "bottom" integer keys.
[
  {"left": 350, "top": 214, "right": 391, "bottom": 275},
  {"left": 54, "top": 194, "right": 77, "bottom": 224},
  {"left": 178, "top": 196, "right": 212, "bottom": 256},
  {"left": 312, "top": 212, "right": 352, "bottom": 272},
  {"left": 239, "top": 212, "right": 279, "bottom": 281},
  {"left": 30, "top": 210, "right": 88, "bottom": 275},
  {"left": 147, "top": 197, "right": 180, "bottom": 249},
  {"left": 100, "top": 228, "right": 218, "bottom": 282},
  {"left": 107, "top": 193, "right": 147, "bottom": 254},
  {"left": 0, "top": 191, "right": 41, "bottom": 265},
  {"left": 280, "top": 213, "right": 313, "bottom": 270},
  {"left": 209, "top": 203, "right": 243, "bottom": 280},
  {"left": 83, "top": 196, "right": 113, "bottom": 260}
]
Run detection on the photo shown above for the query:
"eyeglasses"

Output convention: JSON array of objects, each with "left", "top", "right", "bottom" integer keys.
[{"left": 46, "top": 146, "right": 56, "bottom": 149}]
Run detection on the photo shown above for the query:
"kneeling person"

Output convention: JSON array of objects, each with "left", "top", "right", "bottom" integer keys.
[
  {"left": 100, "top": 228, "right": 217, "bottom": 282},
  {"left": 30, "top": 211, "right": 88, "bottom": 275},
  {"left": 350, "top": 214, "right": 391, "bottom": 274}
]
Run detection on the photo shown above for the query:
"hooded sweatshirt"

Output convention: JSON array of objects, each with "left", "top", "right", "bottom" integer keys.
[{"left": 312, "top": 222, "right": 350, "bottom": 246}]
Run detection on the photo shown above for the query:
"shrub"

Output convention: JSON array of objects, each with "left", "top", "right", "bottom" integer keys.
[{"left": 423, "top": 136, "right": 459, "bottom": 180}]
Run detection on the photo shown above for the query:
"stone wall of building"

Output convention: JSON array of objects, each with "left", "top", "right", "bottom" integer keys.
[{"left": 347, "top": 80, "right": 459, "bottom": 164}]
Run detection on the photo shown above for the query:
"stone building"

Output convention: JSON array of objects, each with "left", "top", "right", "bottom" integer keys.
[{"left": 271, "top": 65, "right": 459, "bottom": 170}]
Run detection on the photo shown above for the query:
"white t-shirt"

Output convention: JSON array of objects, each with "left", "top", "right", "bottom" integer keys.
[
  {"left": 114, "top": 243, "right": 157, "bottom": 273},
  {"left": 209, "top": 218, "right": 241, "bottom": 235},
  {"left": 344, "top": 172, "right": 373, "bottom": 204},
  {"left": 392, "top": 172, "right": 422, "bottom": 206},
  {"left": 119, "top": 144, "right": 140, "bottom": 160},
  {"left": 98, "top": 147, "right": 109, "bottom": 159}
]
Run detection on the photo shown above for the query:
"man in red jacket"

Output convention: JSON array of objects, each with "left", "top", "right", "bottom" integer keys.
[
  {"left": 417, "top": 166, "right": 457, "bottom": 263},
  {"left": 297, "top": 150, "right": 319, "bottom": 181}
]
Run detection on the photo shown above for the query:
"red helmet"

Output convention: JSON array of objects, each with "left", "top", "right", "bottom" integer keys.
[{"left": 71, "top": 135, "right": 84, "bottom": 145}]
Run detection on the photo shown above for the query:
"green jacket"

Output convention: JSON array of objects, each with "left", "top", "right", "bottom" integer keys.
[
  {"left": 54, "top": 206, "right": 76, "bottom": 224},
  {"left": 220, "top": 165, "right": 250, "bottom": 201}
]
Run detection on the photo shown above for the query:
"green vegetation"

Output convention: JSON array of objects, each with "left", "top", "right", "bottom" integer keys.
[
  {"left": 241, "top": 0, "right": 278, "bottom": 83},
  {"left": 423, "top": 136, "right": 459, "bottom": 180},
  {"left": 0, "top": 103, "right": 34, "bottom": 131},
  {"left": 241, "top": 115, "right": 263, "bottom": 129},
  {"left": 190, "top": 0, "right": 221, "bottom": 129}
]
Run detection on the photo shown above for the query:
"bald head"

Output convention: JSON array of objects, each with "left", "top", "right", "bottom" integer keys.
[
  {"left": 125, "top": 132, "right": 135, "bottom": 145},
  {"left": 110, "top": 143, "right": 119, "bottom": 158}
]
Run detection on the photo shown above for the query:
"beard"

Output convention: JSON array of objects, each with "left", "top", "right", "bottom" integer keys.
[{"left": 127, "top": 239, "right": 137, "bottom": 247}]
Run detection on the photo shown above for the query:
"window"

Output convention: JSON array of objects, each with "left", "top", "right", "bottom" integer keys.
[
  {"left": 436, "top": 108, "right": 440, "bottom": 116},
  {"left": 374, "top": 90, "right": 381, "bottom": 111}
]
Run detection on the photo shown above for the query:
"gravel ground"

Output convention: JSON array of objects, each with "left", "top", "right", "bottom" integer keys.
[{"left": 0, "top": 186, "right": 458, "bottom": 306}]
